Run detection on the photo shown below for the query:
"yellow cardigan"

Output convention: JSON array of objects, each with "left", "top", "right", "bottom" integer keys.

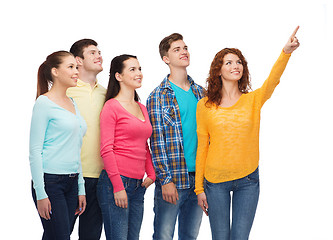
[{"left": 195, "top": 51, "right": 291, "bottom": 195}]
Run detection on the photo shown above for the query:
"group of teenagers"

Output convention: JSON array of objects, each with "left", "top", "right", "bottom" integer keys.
[{"left": 29, "top": 27, "right": 300, "bottom": 240}]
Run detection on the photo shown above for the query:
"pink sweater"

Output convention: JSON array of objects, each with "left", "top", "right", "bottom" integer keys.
[{"left": 100, "top": 99, "right": 156, "bottom": 192}]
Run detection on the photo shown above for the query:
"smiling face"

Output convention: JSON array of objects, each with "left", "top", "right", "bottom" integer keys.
[
  {"left": 163, "top": 40, "right": 190, "bottom": 68},
  {"left": 52, "top": 55, "right": 79, "bottom": 88},
  {"left": 116, "top": 58, "right": 143, "bottom": 90},
  {"left": 220, "top": 53, "right": 244, "bottom": 82},
  {"left": 79, "top": 45, "right": 103, "bottom": 73}
]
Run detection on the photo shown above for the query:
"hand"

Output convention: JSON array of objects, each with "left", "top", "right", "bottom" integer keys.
[
  {"left": 283, "top": 26, "right": 300, "bottom": 54},
  {"left": 75, "top": 195, "right": 86, "bottom": 216},
  {"left": 197, "top": 192, "right": 209, "bottom": 216},
  {"left": 161, "top": 182, "right": 179, "bottom": 204},
  {"left": 141, "top": 177, "right": 154, "bottom": 188},
  {"left": 114, "top": 190, "right": 128, "bottom": 208},
  {"left": 37, "top": 198, "right": 52, "bottom": 220}
]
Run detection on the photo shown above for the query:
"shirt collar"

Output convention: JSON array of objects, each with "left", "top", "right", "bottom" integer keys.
[
  {"left": 76, "top": 79, "right": 99, "bottom": 88},
  {"left": 160, "top": 74, "right": 194, "bottom": 90}
]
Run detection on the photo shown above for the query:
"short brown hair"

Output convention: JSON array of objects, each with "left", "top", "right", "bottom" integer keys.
[
  {"left": 70, "top": 39, "right": 98, "bottom": 59},
  {"left": 159, "top": 33, "right": 183, "bottom": 59}
]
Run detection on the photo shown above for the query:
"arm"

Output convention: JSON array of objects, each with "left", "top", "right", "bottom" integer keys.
[
  {"left": 75, "top": 104, "right": 86, "bottom": 215},
  {"left": 141, "top": 142, "right": 156, "bottom": 189},
  {"left": 147, "top": 93, "right": 178, "bottom": 204},
  {"left": 100, "top": 102, "right": 124, "bottom": 192},
  {"left": 29, "top": 99, "right": 49, "bottom": 201},
  {"left": 146, "top": 94, "right": 172, "bottom": 185},
  {"left": 100, "top": 101, "right": 127, "bottom": 208},
  {"left": 29, "top": 99, "right": 52, "bottom": 219},
  {"left": 258, "top": 26, "right": 300, "bottom": 107},
  {"left": 195, "top": 100, "right": 210, "bottom": 215}
]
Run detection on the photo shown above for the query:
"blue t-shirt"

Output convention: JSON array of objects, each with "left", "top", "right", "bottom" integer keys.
[{"left": 170, "top": 81, "right": 198, "bottom": 172}]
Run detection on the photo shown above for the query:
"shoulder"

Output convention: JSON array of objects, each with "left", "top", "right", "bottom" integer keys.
[
  {"left": 138, "top": 101, "right": 147, "bottom": 109},
  {"left": 33, "top": 95, "right": 50, "bottom": 109},
  {"left": 103, "top": 98, "right": 119, "bottom": 109},
  {"left": 197, "top": 97, "right": 209, "bottom": 109},
  {"left": 96, "top": 83, "right": 107, "bottom": 93},
  {"left": 148, "top": 76, "right": 170, "bottom": 98}
]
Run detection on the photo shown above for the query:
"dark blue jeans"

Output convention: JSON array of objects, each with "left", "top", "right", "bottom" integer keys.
[
  {"left": 153, "top": 173, "right": 203, "bottom": 240},
  {"left": 70, "top": 177, "right": 103, "bottom": 240},
  {"left": 32, "top": 173, "right": 79, "bottom": 240},
  {"left": 97, "top": 170, "right": 146, "bottom": 240},
  {"left": 205, "top": 168, "right": 260, "bottom": 240}
]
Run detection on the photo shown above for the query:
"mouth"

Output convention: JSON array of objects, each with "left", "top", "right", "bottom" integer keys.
[
  {"left": 180, "top": 55, "right": 188, "bottom": 60},
  {"left": 95, "top": 60, "right": 102, "bottom": 65}
]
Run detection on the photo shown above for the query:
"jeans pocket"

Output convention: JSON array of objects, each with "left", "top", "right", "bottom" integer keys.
[
  {"left": 44, "top": 173, "right": 61, "bottom": 184},
  {"left": 246, "top": 168, "right": 259, "bottom": 183}
]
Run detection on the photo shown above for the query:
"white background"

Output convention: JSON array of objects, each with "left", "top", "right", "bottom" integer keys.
[{"left": 1, "top": 0, "right": 332, "bottom": 239}]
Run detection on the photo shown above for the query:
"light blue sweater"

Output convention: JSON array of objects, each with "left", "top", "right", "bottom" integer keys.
[{"left": 29, "top": 95, "right": 87, "bottom": 200}]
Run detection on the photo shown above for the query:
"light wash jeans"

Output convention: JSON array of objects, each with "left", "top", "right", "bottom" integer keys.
[
  {"left": 205, "top": 168, "right": 260, "bottom": 240},
  {"left": 97, "top": 170, "right": 146, "bottom": 240},
  {"left": 153, "top": 173, "right": 203, "bottom": 240}
]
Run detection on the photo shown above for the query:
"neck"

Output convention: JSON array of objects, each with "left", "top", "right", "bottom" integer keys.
[
  {"left": 115, "top": 86, "right": 136, "bottom": 103},
  {"left": 78, "top": 68, "right": 98, "bottom": 88},
  {"left": 221, "top": 80, "right": 241, "bottom": 99},
  {"left": 168, "top": 67, "right": 188, "bottom": 89},
  {"left": 47, "top": 82, "right": 68, "bottom": 99}
]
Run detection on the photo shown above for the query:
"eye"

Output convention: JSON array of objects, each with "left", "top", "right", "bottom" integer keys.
[{"left": 237, "top": 60, "right": 242, "bottom": 65}]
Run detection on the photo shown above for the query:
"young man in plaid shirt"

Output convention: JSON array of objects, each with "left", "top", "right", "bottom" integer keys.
[{"left": 147, "top": 33, "right": 204, "bottom": 240}]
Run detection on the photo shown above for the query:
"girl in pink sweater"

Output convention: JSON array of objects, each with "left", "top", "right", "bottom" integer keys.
[{"left": 97, "top": 54, "right": 155, "bottom": 240}]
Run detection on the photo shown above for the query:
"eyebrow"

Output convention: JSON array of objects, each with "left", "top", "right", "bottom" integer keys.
[{"left": 172, "top": 45, "right": 187, "bottom": 50}]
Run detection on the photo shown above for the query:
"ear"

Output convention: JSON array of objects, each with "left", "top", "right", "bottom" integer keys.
[
  {"left": 115, "top": 72, "right": 122, "bottom": 82},
  {"left": 51, "top": 67, "right": 58, "bottom": 78},
  {"left": 75, "top": 56, "right": 83, "bottom": 66},
  {"left": 162, "top": 55, "right": 170, "bottom": 65}
]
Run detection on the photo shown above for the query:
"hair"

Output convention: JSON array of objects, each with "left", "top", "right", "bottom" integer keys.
[
  {"left": 105, "top": 54, "right": 140, "bottom": 103},
  {"left": 159, "top": 33, "right": 183, "bottom": 59},
  {"left": 206, "top": 48, "right": 252, "bottom": 107},
  {"left": 36, "top": 51, "right": 73, "bottom": 99},
  {"left": 69, "top": 39, "right": 98, "bottom": 59}
]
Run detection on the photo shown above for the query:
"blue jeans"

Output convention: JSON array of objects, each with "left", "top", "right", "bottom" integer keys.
[
  {"left": 31, "top": 173, "right": 79, "bottom": 240},
  {"left": 153, "top": 173, "right": 203, "bottom": 240},
  {"left": 70, "top": 177, "right": 103, "bottom": 240},
  {"left": 97, "top": 170, "right": 146, "bottom": 240},
  {"left": 205, "top": 168, "right": 260, "bottom": 240}
]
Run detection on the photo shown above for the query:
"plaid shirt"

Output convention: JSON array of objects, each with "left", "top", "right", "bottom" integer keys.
[{"left": 146, "top": 75, "right": 204, "bottom": 189}]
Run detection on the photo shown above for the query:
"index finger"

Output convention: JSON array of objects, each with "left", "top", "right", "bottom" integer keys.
[{"left": 291, "top": 26, "right": 300, "bottom": 37}]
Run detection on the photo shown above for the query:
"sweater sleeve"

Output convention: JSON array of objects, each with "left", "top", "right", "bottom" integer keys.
[
  {"left": 29, "top": 99, "right": 49, "bottom": 200},
  {"left": 256, "top": 50, "right": 291, "bottom": 108},
  {"left": 100, "top": 101, "right": 124, "bottom": 193},
  {"left": 194, "top": 99, "right": 210, "bottom": 195},
  {"left": 145, "top": 142, "right": 156, "bottom": 181}
]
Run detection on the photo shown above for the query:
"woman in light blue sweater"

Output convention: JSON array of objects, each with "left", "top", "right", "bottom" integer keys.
[{"left": 29, "top": 51, "right": 87, "bottom": 240}]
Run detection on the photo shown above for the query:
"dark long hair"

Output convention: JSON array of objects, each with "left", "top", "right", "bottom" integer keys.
[
  {"left": 206, "top": 48, "right": 251, "bottom": 107},
  {"left": 105, "top": 54, "right": 140, "bottom": 103},
  {"left": 36, "top": 51, "right": 73, "bottom": 99}
]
